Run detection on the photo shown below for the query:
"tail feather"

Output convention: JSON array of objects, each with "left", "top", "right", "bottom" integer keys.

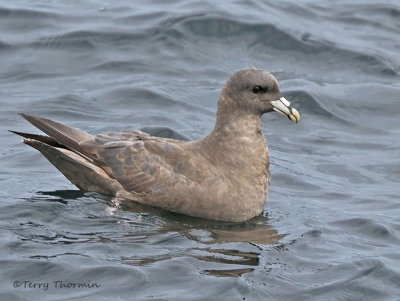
[
  {"left": 9, "top": 130, "right": 63, "bottom": 147},
  {"left": 18, "top": 113, "right": 93, "bottom": 157},
  {"left": 23, "top": 138, "right": 122, "bottom": 195},
  {"left": 11, "top": 114, "right": 130, "bottom": 196}
]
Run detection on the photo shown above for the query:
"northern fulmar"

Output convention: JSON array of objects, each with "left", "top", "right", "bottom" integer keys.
[{"left": 12, "top": 68, "right": 300, "bottom": 222}]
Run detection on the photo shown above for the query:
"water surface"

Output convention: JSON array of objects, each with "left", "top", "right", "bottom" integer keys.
[{"left": 1, "top": 0, "right": 400, "bottom": 300}]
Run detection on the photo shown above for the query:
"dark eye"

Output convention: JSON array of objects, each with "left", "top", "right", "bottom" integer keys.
[{"left": 251, "top": 86, "right": 268, "bottom": 94}]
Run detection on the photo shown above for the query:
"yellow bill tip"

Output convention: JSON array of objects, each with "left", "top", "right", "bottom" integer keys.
[{"left": 290, "top": 108, "right": 300, "bottom": 123}]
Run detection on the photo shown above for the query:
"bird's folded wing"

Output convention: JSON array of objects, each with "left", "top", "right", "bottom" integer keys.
[{"left": 80, "top": 131, "right": 193, "bottom": 194}]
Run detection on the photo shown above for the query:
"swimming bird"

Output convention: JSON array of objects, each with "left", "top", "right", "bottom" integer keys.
[{"left": 11, "top": 68, "right": 300, "bottom": 222}]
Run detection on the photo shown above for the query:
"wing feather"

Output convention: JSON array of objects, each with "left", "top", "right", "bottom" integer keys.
[{"left": 80, "top": 131, "right": 193, "bottom": 195}]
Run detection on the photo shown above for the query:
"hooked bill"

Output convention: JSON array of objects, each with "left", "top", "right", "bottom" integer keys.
[{"left": 270, "top": 97, "right": 300, "bottom": 123}]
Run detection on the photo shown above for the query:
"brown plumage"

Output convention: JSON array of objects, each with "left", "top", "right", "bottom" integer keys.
[{"left": 12, "top": 68, "right": 300, "bottom": 222}]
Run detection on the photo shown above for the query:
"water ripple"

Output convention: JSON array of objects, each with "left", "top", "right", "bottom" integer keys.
[{"left": 1, "top": 0, "right": 400, "bottom": 299}]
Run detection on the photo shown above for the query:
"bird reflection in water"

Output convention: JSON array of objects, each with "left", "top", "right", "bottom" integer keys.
[
  {"left": 115, "top": 197, "right": 285, "bottom": 277},
  {"left": 38, "top": 189, "right": 285, "bottom": 278}
]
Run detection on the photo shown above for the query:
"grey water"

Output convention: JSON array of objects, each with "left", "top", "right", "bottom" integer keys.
[{"left": 1, "top": 0, "right": 400, "bottom": 300}]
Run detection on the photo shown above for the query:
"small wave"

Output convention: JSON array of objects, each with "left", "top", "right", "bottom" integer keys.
[
  {"left": 177, "top": 15, "right": 400, "bottom": 77},
  {"left": 101, "top": 86, "right": 212, "bottom": 115},
  {"left": 284, "top": 89, "right": 334, "bottom": 119},
  {"left": 295, "top": 259, "right": 398, "bottom": 300},
  {"left": 90, "top": 61, "right": 148, "bottom": 73},
  {"left": 332, "top": 217, "right": 398, "bottom": 243},
  {"left": 31, "top": 30, "right": 133, "bottom": 50},
  {"left": 24, "top": 94, "right": 105, "bottom": 120},
  {"left": 0, "top": 40, "right": 12, "bottom": 51},
  {"left": 181, "top": 16, "right": 327, "bottom": 54},
  {"left": 0, "top": 7, "right": 60, "bottom": 19}
]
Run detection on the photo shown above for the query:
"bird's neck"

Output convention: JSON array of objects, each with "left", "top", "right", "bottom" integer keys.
[
  {"left": 199, "top": 102, "right": 268, "bottom": 167},
  {"left": 212, "top": 110, "right": 263, "bottom": 139},
  {"left": 208, "top": 94, "right": 264, "bottom": 141}
]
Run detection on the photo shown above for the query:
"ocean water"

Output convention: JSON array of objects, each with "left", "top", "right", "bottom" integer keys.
[{"left": 1, "top": 0, "right": 400, "bottom": 300}]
